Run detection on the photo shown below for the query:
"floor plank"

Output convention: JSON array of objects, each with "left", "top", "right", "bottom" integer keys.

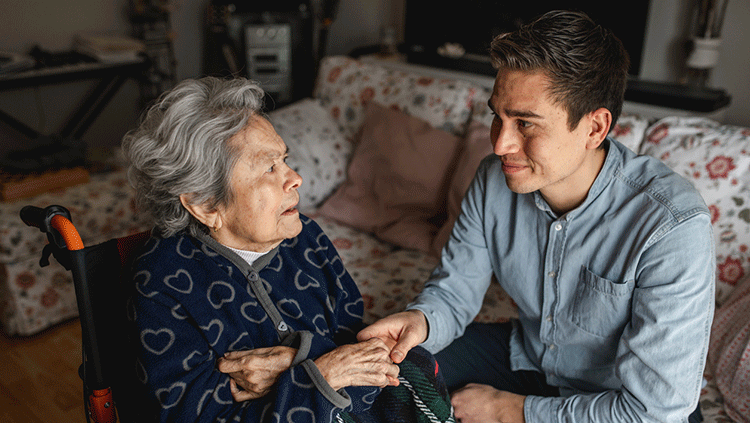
[{"left": 0, "top": 319, "right": 86, "bottom": 422}]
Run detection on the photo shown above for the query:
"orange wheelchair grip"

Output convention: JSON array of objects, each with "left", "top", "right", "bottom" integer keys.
[
  {"left": 50, "top": 214, "right": 84, "bottom": 251},
  {"left": 88, "top": 388, "right": 117, "bottom": 423}
]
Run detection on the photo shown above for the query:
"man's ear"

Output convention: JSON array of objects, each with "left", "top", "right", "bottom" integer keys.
[
  {"left": 179, "top": 194, "right": 221, "bottom": 230},
  {"left": 586, "top": 107, "right": 612, "bottom": 149}
]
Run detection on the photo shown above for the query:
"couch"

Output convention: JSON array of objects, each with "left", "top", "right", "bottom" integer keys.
[{"left": 1, "top": 55, "right": 747, "bottom": 422}]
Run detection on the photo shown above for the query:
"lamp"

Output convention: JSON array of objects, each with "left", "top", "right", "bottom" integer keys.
[{"left": 685, "top": 0, "right": 730, "bottom": 86}]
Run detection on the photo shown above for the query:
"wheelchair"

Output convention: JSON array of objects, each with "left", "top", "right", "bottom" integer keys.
[{"left": 21, "top": 204, "right": 150, "bottom": 423}]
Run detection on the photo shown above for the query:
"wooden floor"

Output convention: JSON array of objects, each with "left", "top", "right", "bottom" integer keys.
[{"left": 0, "top": 318, "right": 86, "bottom": 422}]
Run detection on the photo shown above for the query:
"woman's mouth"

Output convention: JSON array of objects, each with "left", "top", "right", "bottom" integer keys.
[{"left": 281, "top": 204, "right": 298, "bottom": 216}]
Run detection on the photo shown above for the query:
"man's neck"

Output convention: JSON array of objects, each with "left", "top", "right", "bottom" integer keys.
[{"left": 542, "top": 147, "right": 607, "bottom": 216}]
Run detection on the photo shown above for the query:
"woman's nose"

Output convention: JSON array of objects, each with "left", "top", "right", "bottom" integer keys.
[{"left": 285, "top": 167, "right": 303, "bottom": 191}]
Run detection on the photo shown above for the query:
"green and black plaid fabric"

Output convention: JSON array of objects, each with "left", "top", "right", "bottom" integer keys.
[{"left": 339, "top": 346, "right": 455, "bottom": 423}]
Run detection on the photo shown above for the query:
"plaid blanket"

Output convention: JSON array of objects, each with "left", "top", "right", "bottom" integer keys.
[{"left": 339, "top": 347, "right": 456, "bottom": 423}]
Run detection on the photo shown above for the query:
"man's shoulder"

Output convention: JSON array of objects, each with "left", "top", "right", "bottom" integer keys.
[{"left": 615, "top": 145, "right": 709, "bottom": 221}]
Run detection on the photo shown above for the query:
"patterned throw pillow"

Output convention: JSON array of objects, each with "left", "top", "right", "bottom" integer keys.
[
  {"left": 641, "top": 117, "right": 750, "bottom": 304},
  {"left": 268, "top": 98, "right": 352, "bottom": 210},
  {"left": 313, "top": 56, "right": 476, "bottom": 139}
]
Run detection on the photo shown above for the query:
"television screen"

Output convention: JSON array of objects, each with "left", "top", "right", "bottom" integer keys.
[{"left": 404, "top": 1, "right": 651, "bottom": 77}]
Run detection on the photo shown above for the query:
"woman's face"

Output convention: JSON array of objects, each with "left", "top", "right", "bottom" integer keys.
[{"left": 213, "top": 115, "right": 303, "bottom": 252}]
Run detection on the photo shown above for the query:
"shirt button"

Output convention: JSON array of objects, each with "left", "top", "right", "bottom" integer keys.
[
  {"left": 249, "top": 272, "right": 259, "bottom": 281},
  {"left": 548, "top": 271, "right": 556, "bottom": 278},
  {"left": 554, "top": 223, "right": 563, "bottom": 231},
  {"left": 546, "top": 315, "right": 553, "bottom": 322},
  {"left": 549, "top": 344, "right": 556, "bottom": 350},
  {"left": 278, "top": 321, "right": 288, "bottom": 331}
]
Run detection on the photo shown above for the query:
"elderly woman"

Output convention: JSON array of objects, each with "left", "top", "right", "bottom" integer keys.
[{"left": 120, "top": 77, "right": 452, "bottom": 423}]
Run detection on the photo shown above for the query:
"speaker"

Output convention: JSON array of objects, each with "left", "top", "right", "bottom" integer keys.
[{"left": 244, "top": 23, "right": 293, "bottom": 103}]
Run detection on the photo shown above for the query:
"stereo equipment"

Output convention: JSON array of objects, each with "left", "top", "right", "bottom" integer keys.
[{"left": 244, "top": 23, "right": 293, "bottom": 103}]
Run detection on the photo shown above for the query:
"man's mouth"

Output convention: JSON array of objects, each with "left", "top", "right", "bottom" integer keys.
[{"left": 501, "top": 161, "right": 527, "bottom": 174}]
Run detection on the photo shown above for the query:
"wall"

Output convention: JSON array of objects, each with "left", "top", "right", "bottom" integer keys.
[
  {"left": 0, "top": 0, "right": 748, "bottom": 159},
  {"left": 142, "top": 0, "right": 750, "bottom": 127},
  {"left": 706, "top": 0, "right": 750, "bottom": 126},
  {"left": 641, "top": 0, "right": 750, "bottom": 126},
  {"left": 0, "top": 0, "right": 141, "bottom": 158}
]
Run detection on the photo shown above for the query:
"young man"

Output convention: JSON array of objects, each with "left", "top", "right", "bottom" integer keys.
[{"left": 357, "top": 10, "right": 714, "bottom": 423}]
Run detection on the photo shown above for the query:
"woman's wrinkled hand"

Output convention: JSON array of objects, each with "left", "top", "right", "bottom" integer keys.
[
  {"left": 217, "top": 346, "right": 297, "bottom": 402},
  {"left": 314, "top": 337, "right": 401, "bottom": 391}
]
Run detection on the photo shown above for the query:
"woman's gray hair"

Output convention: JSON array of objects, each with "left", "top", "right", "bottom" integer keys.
[{"left": 122, "top": 76, "right": 266, "bottom": 238}]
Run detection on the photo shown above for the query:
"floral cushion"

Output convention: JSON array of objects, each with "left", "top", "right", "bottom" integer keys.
[
  {"left": 641, "top": 117, "right": 750, "bottom": 305},
  {"left": 310, "top": 212, "right": 517, "bottom": 325},
  {"left": 313, "top": 56, "right": 476, "bottom": 139},
  {"left": 0, "top": 168, "right": 152, "bottom": 335},
  {"left": 268, "top": 98, "right": 352, "bottom": 210},
  {"left": 467, "top": 86, "right": 495, "bottom": 128},
  {"left": 610, "top": 113, "right": 652, "bottom": 153},
  {"left": 0, "top": 170, "right": 147, "bottom": 263}
]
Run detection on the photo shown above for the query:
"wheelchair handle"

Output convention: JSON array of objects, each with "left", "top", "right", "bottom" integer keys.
[{"left": 20, "top": 205, "right": 83, "bottom": 250}]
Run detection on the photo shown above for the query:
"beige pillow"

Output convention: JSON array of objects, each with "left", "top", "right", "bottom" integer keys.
[
  {"left": 318, "top": 102, "right": 462, "bottom": 253},
  {"left": 430, "top": 121, "right": 494, "bottom": 257}
]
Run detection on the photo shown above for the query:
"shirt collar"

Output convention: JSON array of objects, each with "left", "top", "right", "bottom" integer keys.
[{"left": 195, "top": 230, "right": 280, "bottom": 275}]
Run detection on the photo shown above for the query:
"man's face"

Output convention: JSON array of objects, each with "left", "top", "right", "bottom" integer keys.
[{"left": 488, "top": 69, "right": 606, "bottom": 213}]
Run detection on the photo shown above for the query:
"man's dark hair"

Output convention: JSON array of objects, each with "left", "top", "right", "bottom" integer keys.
[{"left": 490, "top": 10, "right": 630, "bottom": 130}]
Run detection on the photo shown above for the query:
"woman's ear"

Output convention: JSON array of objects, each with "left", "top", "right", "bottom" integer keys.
[
  {"left": 586, "top": 108, "right": 612, "bottom": 149},
  {"left": 180, "top": 194, "right": 221, "bottom": 230}
]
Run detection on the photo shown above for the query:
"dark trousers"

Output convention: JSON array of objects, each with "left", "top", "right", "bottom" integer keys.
[{"left": 434, "top": 322, "right": 703, "bottom": 423}]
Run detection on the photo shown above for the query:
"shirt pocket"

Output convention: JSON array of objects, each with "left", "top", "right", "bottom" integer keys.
[{"left": 571, "top": 266, "right": 635, "bottom": 339}]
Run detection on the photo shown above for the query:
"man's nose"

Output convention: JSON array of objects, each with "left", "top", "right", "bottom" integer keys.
[{"left": 492, "top": 124, "right": 521, "bottom": 156}]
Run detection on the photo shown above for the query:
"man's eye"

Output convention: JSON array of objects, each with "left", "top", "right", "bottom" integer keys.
[
  {"left": 519, "top": 120, "right": 532, "bottom": 128},
  {"left": 267, "top": 165, "right": 275, "bottom": 173}
]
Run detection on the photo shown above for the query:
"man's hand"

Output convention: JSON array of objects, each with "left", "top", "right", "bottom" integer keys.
[
  {"left": 217, "top": 346, "right": 297, "bottom": 401},
  {"left": 314, "top": 338, "right": 401, "bottom": 391},
  {"left": 356, "top": 310, "right": 428, "bottom": 363},
  {"left": 451, "top": 383, "right": 526, "bottom": 423}
]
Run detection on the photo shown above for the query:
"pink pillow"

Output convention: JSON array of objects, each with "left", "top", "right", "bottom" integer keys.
[
  {"left": 430, "top": 121, "right": 494, "bottom": 257},
  {"left": 318, "top": 102, "right": 462, "bottom": 252}
]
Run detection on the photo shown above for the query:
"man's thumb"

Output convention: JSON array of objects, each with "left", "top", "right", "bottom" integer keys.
[{"left": 390, "top": 334, "right": 417, "bottom": 363}]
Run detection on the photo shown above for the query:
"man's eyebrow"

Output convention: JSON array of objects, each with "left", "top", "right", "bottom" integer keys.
[
  {"left": 487, "top": 99, "right": 543, "bottom": 120},
  {"left": 508, "top": 109, "right": 543, "bottom": 119}
]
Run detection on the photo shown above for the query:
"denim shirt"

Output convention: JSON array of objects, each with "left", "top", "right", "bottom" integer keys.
[{"left": 409, "top": 138, "right": 715, "bottom": 422}]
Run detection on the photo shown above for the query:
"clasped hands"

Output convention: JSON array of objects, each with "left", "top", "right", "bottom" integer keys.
[
  {"left": 215, "top": 325, "right": 409, "bottom": 401},
  {"left": 216, "top": 310, "right": 525, "bottom": 423}
]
